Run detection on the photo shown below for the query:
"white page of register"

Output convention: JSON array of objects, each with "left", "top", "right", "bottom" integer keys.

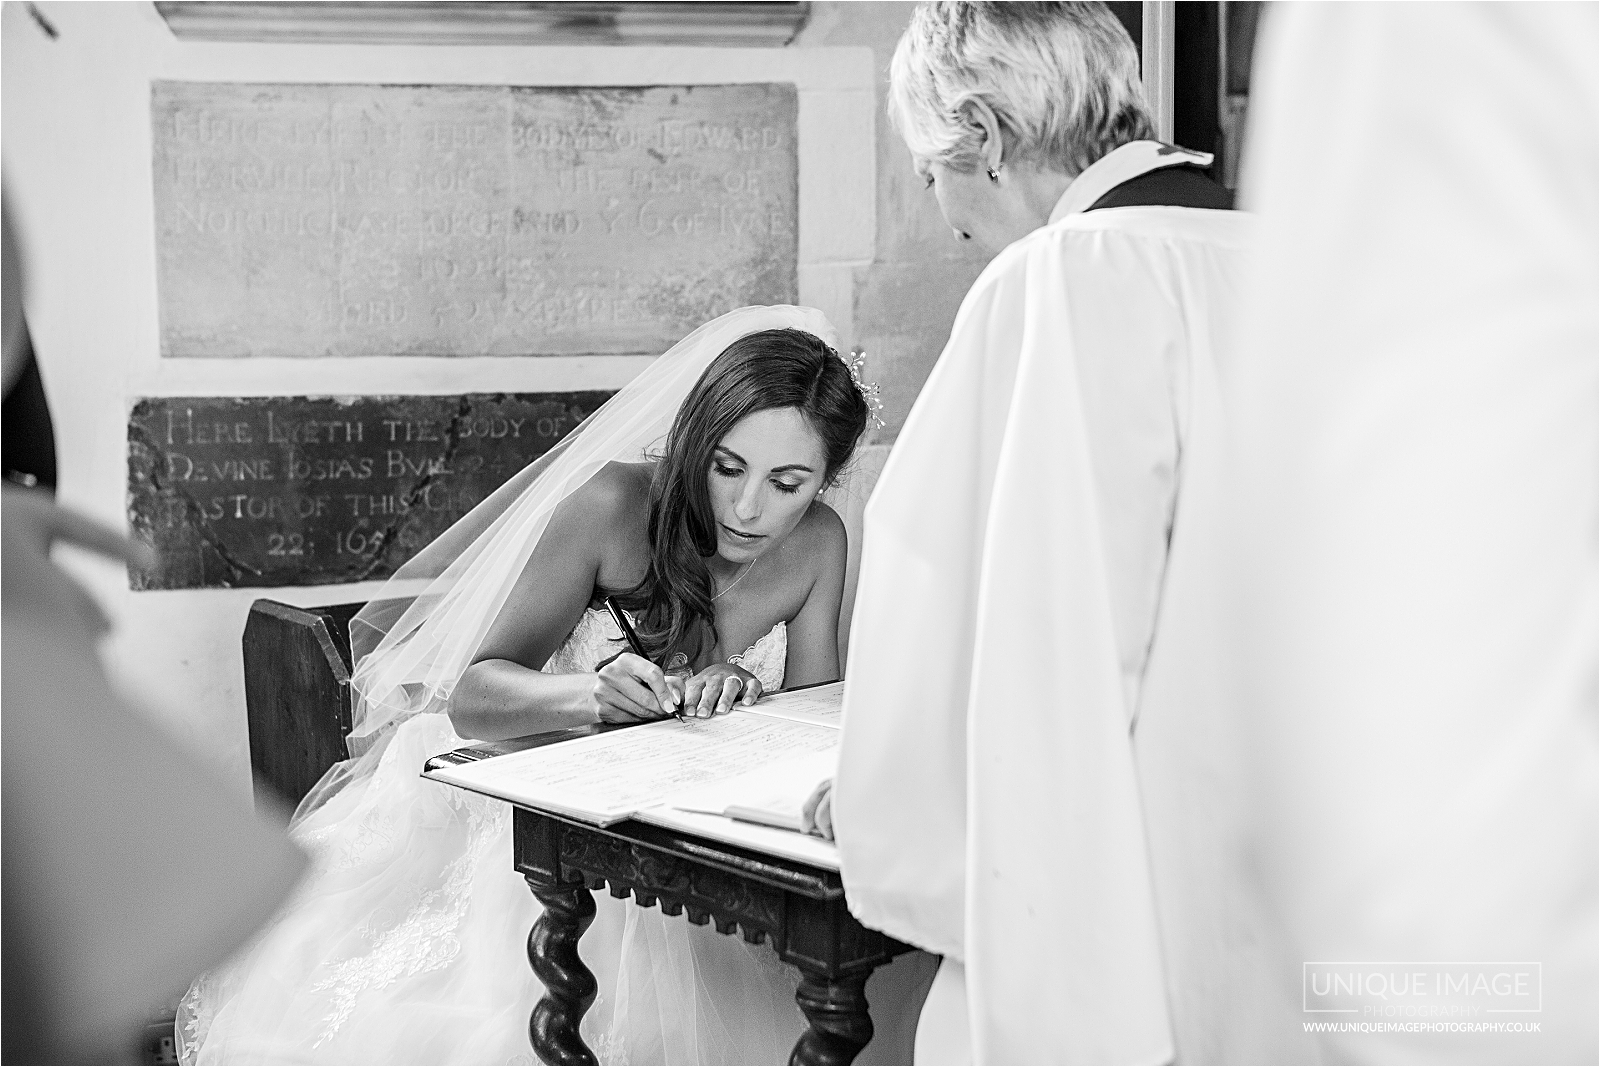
[
  {"left": 749, "top": 681, "right": 843, "bottom": 727},
  {"left": 426, "top": 710, "right": 839, "bottom": 825}
]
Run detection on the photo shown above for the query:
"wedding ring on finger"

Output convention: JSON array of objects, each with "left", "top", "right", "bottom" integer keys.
[{"left": 699, "top": 678, "right": 728, "bottom": 717}]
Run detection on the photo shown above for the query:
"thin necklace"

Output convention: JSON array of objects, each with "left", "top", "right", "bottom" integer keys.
[{"left": 711, "top": 558, "right": 756, "bottom": 601}]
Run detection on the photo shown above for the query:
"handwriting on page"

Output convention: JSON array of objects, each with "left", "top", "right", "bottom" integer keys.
[{"left": 451, "top": 714, "right": 839, "bottom": 818}]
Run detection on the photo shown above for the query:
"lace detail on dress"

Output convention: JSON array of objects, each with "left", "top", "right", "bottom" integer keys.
[
  {"left": 728, "top": 622, "right": 786, "bottom": 693},
  {"left": 314, "top": 803, "right": 400, "bottom": 873},
  {"left": 306, "top": 798, "right": 506, "bottom": 1047},
  {"left": 545, "top": 608, "right": 629, "bottom": 675}
]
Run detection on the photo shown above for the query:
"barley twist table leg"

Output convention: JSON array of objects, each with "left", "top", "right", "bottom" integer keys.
[
  {"left": 789, "top": 970, "right": 874, "bottom": 1065},
  {"left": 525, "top": 875, "right": 598, "bottom": 1066}
]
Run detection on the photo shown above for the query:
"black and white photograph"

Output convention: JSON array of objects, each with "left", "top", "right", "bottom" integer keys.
[{"left": 2, "top": 2, "right": 1594, "bottom": 1064}]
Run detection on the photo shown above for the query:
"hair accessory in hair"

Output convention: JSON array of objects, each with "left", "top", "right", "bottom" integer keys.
[{"left": 844, "top": 347, "right": 886, "bottom": 430}]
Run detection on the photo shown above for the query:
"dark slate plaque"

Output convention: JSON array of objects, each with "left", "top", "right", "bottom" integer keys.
[
  {"left": 151, "top": 81, "right": 798, "bottom": 358},
  {"left": 127, "top": 393, "right": 611, "bottom": 590}
]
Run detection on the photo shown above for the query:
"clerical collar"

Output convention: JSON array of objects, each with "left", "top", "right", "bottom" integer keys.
[{"left": 1048, "top": 140, "right": 1215, "bottom": 223}]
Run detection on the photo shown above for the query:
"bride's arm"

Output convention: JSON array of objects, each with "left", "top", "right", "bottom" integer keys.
[
  {"left": 782, "top": 502, "right": 848, "bottom": 688},
  {"left": 450, "top": 472, "right": 679, "bottom": 741}
]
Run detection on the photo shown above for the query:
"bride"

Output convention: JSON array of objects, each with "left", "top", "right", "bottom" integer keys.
[{"left": 179, "top": 307, "right": 878, "bottom": 1065}]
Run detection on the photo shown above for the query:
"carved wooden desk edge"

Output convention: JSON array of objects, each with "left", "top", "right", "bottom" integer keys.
[
  {"left": 514, "top": 808, "right": 906, "bottom": 968},
  {"left": 512, "top": 809, "right": 910, "bottom": 1065},
  {"left": 426, "top": 726, "right": 912, "bottom": 1065}
]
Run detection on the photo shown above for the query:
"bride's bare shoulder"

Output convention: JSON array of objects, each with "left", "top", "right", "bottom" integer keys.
[
  {"left": 786, "top": 498, "right": 847, "bottom": 570},
  {"left": 557, "top": 460, "right": 653, "bottom": 528}
]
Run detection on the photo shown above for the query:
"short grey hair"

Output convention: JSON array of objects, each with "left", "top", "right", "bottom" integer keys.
[{"left": 889, "top": 2, "right": 1155, "bottom": 176}]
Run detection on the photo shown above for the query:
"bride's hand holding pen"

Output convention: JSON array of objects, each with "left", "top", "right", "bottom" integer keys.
[
  {"left": 599, "top": 595, "right": 685, "bottom": 723},
  {"left": 590, "top": 651, "right": 681, "bottom": 723}
]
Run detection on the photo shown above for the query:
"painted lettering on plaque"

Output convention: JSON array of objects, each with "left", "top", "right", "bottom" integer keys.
[{"left": 127, "top": 393, "right": 611, "bottom": 590}]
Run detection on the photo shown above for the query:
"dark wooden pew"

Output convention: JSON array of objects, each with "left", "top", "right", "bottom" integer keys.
[{"left": 242, "top": 599, "right": 364, "bottom": 810}]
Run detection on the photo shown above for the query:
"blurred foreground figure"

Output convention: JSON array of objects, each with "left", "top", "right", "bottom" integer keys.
[
  {"left": 1137, "top": 4, "right": 1597, "bottom": 1063},
  {"left": 1, "top": 198, "right": 306, "bottom": 1063}
]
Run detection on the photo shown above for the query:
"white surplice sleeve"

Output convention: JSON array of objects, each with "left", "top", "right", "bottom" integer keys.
[{"left": 834, "top": 208, "right": 1254, "bottom": 1063}]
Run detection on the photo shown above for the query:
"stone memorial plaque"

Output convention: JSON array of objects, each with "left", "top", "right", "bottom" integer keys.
[
  {"left": 127, "top": 392, "right": 611, "bottom": 590},
  {"left": 152, "top": 81, "right": 798, "bottom": 358}
]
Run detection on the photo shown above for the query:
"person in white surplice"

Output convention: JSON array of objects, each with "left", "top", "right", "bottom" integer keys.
[
  {"left": 808, "top": 3, "right": 1252, "bottom": 1063},
  {"left": 1131, "top": 5, "right": 1596, "bottom": 1064}
]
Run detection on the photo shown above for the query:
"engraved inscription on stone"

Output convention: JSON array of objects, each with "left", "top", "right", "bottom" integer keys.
[
  {"left": 151, "top": 82, "right": 798, "bottom": 358},
  {"left": 127, "top": 393, "right": 611, "bottom": 590}
]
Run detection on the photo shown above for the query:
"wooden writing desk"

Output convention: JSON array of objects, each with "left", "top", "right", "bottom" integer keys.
[
  {"left": 428, "top": 728, "right": 912, "bottom": 1067},
  {"left": 239, "top": 600, "right": 911, "bottom": 1066}
]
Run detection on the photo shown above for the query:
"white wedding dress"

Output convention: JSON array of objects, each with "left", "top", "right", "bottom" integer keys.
[{"left": 178, "top": 608, "right": 803, "bottom": 1066}]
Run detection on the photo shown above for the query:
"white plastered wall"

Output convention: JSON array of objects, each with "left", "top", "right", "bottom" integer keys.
[{"left": 1, "top": 0, "right": 875, "bottom": 797}]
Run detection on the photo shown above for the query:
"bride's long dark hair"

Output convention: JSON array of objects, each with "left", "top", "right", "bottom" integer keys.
[{"left": 613, "top": 328, "right": 869, "bottom": 662}]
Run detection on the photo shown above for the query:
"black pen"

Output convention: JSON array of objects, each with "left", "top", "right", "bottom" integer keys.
[{"left": 603, "top": 596, "right": 686, "bottom": 723}]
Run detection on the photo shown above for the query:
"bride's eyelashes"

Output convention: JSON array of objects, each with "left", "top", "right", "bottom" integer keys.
[{"left": 712, "top": 462, "right": 801, "bottom": 495}]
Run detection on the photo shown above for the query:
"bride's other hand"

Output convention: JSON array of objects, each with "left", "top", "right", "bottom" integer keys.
[
  {"left": 801, "top": 778, "right": 834, "bottom": 840},
  {"left": 592, "top": 653, "right": 680, "bottom": 723},
  {"left": 682, "top": 663, "right": 762, "bottom": 718}
]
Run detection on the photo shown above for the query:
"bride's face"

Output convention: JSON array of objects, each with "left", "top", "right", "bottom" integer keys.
[{"left": 708, "top": 406, "right": 829, "bottom": 565}]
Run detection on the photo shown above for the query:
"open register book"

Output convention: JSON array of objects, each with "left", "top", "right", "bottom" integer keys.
[{"left": 422, "top": 681, "right": 843, "bottom": 868}]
